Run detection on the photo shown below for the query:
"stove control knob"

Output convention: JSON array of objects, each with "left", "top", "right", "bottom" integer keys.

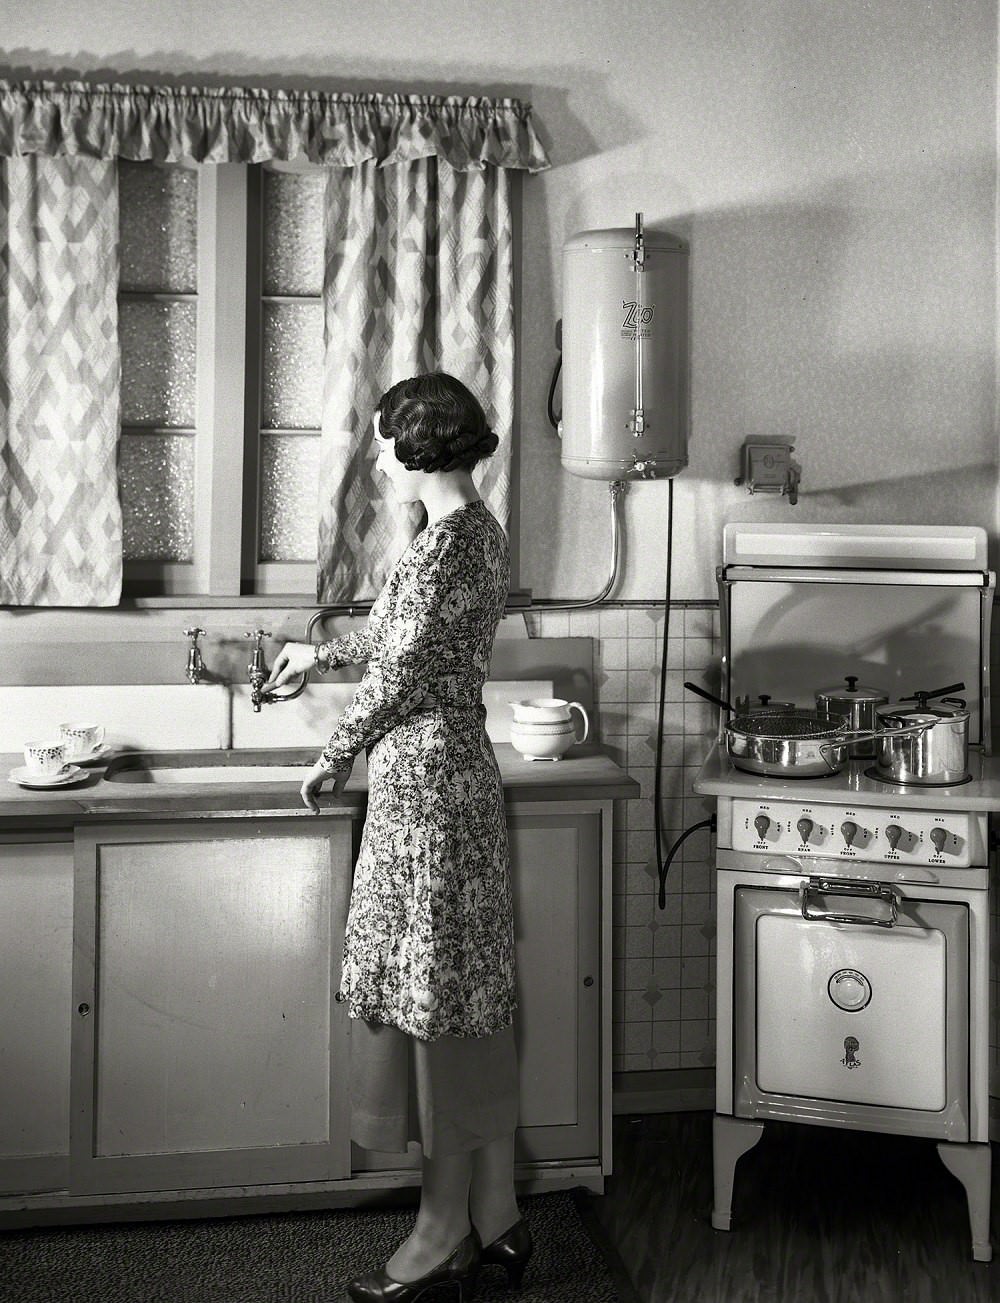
[
  {"left": 884, "top": 823, "right": 903, "bottom": 850},
  {"left": 753, "top": 814, "right": 771, "bottom": 840},
  {"left": 840, "top": 820, "right": 858, "bottom": 847},
  {"left": 796, "top": 817, "right": 814, "bottom": 844},
  {"left": 929, "top": 826, "right": 948, "bottom": 854}
]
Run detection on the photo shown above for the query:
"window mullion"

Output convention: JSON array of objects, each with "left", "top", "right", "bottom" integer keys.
[{"left": 194, "top": 165, "right": 248, "bottom": 595}]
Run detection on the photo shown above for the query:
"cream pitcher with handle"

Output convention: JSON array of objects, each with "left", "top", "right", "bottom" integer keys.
[{"left": 509, "top": 697, "right": 590, "bottom": 761}]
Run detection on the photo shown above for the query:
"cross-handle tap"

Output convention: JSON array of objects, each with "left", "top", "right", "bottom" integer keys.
[
  {"left": 184, "top": 627, "right": 207, "bottom": 685},
  {"left": 246, "top": 629, "right": 272, "bottom": 712}
]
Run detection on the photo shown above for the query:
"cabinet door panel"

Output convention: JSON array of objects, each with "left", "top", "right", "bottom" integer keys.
[
  {"left": 0, "top": 842, "right": 73, "bottom": 1194},
  {"left": 508, "top": 811, "right": 600, "bottom": 1162},
  {"left": 72, "top": 820, "right": 352, "bottom": 1194}
]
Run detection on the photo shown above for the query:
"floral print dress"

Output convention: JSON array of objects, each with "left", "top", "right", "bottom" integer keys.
[{"left": 316, "top": 499, "right": 516, "bottom": 1042}]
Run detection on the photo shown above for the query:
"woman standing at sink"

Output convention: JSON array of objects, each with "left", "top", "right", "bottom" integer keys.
[{"left": 265, "top": 373, "right": 529, "bottom": 1303}]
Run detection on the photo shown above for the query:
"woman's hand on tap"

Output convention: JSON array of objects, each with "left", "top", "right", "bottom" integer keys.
[{"left": 263, "top": 641, "right": 317, "bottom": 691}]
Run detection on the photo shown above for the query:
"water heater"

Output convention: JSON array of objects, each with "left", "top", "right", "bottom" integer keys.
[{"left": 560, "top": 215, "right": 688, "bottom": 480}]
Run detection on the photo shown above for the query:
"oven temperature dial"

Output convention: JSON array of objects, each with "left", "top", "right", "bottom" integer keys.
[{"left": 828, "top": 968, "right": 872, "bottom": 1012}]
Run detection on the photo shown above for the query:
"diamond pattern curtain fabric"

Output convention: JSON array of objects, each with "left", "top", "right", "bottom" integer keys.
[
  {"left": 0, "top": 155, "right": 122, "bottom": 605},
  {"left": 316, "top": 158, "right": 515, "bottom": 601}
]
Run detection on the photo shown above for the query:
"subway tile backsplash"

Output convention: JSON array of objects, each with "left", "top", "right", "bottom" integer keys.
[{"left": 524, "top": 602, "right": 720, "bottom": 1074}]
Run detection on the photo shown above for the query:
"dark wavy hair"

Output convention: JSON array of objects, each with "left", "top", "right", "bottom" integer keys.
[{"left": 376, "top": 373, "right": 499, "bottom": 473}]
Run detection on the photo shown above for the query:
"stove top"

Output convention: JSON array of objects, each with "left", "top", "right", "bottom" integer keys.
[{"left": 694, "top": 741, "right": 1000, "bottom": 812}]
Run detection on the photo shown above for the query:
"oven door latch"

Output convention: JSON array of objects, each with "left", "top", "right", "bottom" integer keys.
[{"left": 800, "top": 877, "right": 899, "bottom": 929}]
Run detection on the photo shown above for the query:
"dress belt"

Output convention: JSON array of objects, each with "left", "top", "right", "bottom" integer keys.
[{"left": 412, "top": 695, "right": 483, "bottom": 713}]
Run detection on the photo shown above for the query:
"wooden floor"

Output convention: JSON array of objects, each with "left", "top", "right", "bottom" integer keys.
[{"left": 586, "top": 1112, "right": 999, "bottom": 1303}]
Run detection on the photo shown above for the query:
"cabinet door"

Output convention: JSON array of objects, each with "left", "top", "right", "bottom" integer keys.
[
  {"left": 0, "top": 839, "right": 74, "bottom": 1195},
  {"left": 71, "top": 819, "right": 353, "bottom": 1194},
  {"left": 509, "top": 808, "right": 602, "bottom": 1164}
]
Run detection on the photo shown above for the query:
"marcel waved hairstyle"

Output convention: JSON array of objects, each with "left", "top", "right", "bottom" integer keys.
[{"left": 376, "top": 373, "right": 499, "bottom": 473}]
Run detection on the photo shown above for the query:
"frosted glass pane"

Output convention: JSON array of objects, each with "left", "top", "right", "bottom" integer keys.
[
  {"left": 259, "top": 434, "right": 320, "bottom": 561},
  {"left": 118, "top": 162, "right": 197, "bottom": 293},
  {"left": 263, "top": 170, "right": 324, "bottom": 296},
  {"left": 261, "top": 302, "right": 323, "bottom": 430},
  {"left": 120, "top": 300, "right": 197, "bottom": 427},
  {"left": 120, "top": 434, "right": 195, "bottom": 561}
]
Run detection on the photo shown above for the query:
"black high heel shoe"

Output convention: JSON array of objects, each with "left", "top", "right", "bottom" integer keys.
[
  {"left": 478, "top": 1218, "right": 533, "bottom": 1289},
  {"left": 345, "top": 1231, "right": 481, "bottom": 1302}
]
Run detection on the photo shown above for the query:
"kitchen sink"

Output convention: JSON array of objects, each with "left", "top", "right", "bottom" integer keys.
[{"left": 103, "top": 750, "right": 317, "bottom": 785}]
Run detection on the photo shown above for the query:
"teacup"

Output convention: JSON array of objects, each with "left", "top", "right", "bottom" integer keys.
[
  {"left": 58, "top": 723, "right": 105, "bottom": 761},
  {"left": 23, "top": 741, "right": 67, "bottom": 776},
  {"left": 511, "top": 698, "right": 590, "bottom": 740}
]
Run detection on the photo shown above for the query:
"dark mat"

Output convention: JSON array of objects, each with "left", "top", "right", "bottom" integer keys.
[{"left": 0, "top": 1189, "right": 640, "bottom": 1303}]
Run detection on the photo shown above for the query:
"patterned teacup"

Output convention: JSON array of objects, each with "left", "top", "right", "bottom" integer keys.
[
  {"left": 58, "top": 722, "right": 105, "bottom": 762},
  {"left": 23, "top": 741, "right": 67, "bottom": 776}
]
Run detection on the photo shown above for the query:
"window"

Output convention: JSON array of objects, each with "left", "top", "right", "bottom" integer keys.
[{"left": 118, "top": 160, "right": 326, "bottom": 597}]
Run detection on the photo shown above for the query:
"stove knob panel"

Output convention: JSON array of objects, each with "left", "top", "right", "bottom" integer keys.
[
  {"left": 753, "top": 814, "right": 771, "bottom": 841},
  {"left": 796, "top": 817, "right": 814, "bottom": 845}
]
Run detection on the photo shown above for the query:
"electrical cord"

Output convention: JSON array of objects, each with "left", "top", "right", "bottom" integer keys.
[
  {"left": 657, "top": 816, "right": 716, "bottom": 910},
  {"left": 546, "top": 353, "right": 562, "bottom": 430}
]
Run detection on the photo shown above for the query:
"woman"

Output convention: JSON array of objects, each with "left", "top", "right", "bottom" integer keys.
[{"left": 265, "top": 373, "right": 531, "bottom": 1303}]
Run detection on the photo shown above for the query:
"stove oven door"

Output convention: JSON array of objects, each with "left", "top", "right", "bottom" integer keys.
[{"left": 733, "top": 881, "right": 969, "bottom": 1140}]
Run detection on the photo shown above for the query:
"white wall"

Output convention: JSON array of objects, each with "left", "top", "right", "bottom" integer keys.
[{"left": 4, "top": 0, "right": 997, "bottom": 598}]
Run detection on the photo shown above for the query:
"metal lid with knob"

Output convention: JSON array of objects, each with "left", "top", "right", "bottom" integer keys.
[{"left": 816, "top": 675, "right": 889, "bottom": 708}]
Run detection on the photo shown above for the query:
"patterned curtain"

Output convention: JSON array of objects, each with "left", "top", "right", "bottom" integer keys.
[
  {"left": 317, "top": 158, "right": 515, "bottom": 601},
  {"left": 0, "top": 156, "right": 122, "bottom": 605}
]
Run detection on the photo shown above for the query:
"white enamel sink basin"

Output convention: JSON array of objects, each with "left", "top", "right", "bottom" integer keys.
[
  {"left": 108, "top": 765, "right": 311, "bottom": 785},
  {"left": 103, "top": 751, "right": 316, "bottom": 785}
]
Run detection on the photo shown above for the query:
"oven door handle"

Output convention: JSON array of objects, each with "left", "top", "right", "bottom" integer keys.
[{"left": 800, "top": 877, "right": 899, "bottom": 928}]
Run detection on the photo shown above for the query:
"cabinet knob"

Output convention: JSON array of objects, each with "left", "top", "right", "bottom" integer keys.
[
  {"left": 77, "top": 1002, "right": 91, "bottom": 1017},
  {"left": 583, "top": 975, "right": 594, "bottom": 987}
]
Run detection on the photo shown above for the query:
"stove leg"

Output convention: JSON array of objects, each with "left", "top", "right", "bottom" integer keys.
[
  {"left": 936, "top": 1141, "right": 993, "bottom": 1263},
  {"left": 712, "top": 1115, "right": 765, "bottom": 1231}
]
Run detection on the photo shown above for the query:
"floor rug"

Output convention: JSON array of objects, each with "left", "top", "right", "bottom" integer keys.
[{"left": 0, "top": 1189, "right": 640, "bottom": 1303}]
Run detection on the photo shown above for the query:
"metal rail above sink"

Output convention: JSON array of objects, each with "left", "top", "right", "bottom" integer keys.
[{"left": 103, "top": 749, "right": 319, "bottom": 785}]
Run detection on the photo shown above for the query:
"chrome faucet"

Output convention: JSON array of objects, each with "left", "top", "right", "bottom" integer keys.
[
  {"left": 246, "top": 629, "right": 272, "bottom": 712},
  {"left": 184, "top": 627, "right": 207, "bottom": 684}
]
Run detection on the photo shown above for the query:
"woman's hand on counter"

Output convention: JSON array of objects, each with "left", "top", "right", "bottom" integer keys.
[
  {"left": 264, "top": 641, "right": 318, "bottom": 690},
  {"left": 301, "top": 760, "right": 349, "bottom": 814}
]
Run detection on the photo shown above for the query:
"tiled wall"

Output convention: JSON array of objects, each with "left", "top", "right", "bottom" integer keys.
[{"left": 523, "top": 602, "right": 722, "bottom": 1074}]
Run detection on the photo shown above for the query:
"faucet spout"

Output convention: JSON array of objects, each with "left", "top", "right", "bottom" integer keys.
[
  {"left": 184, "top": 627, "right": 207, "bottom": 685},
  {"left": 245, "top": 629, "right": 272, "bottom": 712}
]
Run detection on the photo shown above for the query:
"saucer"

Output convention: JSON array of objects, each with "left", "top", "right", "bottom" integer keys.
[{"left": 9, "top": 764, "right": 87, "bottom": 790}]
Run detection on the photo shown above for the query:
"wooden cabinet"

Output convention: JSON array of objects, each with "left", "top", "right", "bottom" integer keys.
[
  {"left": 71, "top": 820, "right": 353, "bottom": 1193},
  {"left": 0, "top": 837, "right": 74, "bottom": 1196},
  {"left": 0, "top": 796, "right": 613, "bottom": 1220}
]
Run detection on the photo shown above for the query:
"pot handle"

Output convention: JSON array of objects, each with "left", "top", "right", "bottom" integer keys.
[
  {"left": 800, "top": 878, "right": 898, "bottom": 929},
  {"left": 683, "top": 681, "right": 732, "bottom": 713},
  {"left": 816, "top": 741, "right": 843, "bottom": 773},
  {"left": 841, "top": 720, "right": 933, "bottom": 743}
]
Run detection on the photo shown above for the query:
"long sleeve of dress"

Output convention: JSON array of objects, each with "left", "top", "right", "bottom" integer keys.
[
  {"left": 316, "top": 627, "right": 374, "bottom": 670},
  {"left": 317, "top": 531, "right": 462, "bottom": 774}
]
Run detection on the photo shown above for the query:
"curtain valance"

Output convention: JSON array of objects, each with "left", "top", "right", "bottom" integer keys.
[{"left": 0, "top": 81, "right": 551, "bottom": 172}]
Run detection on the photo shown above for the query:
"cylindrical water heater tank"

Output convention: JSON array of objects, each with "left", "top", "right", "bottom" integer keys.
[{"left": 561, "top": 220, "right": 688, "bottom": 480}]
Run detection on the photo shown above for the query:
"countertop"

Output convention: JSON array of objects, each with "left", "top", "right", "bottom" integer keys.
[
  {"left": 693, "top": 740, "right": 1000, "bottom": 811},
  {"left": 0, "top": 743, "right": 640, "bottom": 832}
]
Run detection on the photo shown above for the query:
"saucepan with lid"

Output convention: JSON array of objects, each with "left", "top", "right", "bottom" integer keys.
[
  {"left": 685, "top": 682, "right": 931, "bottom": 779},
  {"left": 874, "top": 682, "right": 970, "bottom": 786},
  {"left": 814, "top": 675, "right": 888, "bottom": 757}
]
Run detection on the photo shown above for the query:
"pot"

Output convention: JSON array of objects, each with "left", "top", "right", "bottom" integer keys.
[
  {"left": 875, "top": 682, "right": 969, "bottom": 785},
  {"left": 815, "top": 675, "right": 889, "bottom": 758},
  {"left": 684, "top": 682, "right": 928, "bottom": 779}
]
